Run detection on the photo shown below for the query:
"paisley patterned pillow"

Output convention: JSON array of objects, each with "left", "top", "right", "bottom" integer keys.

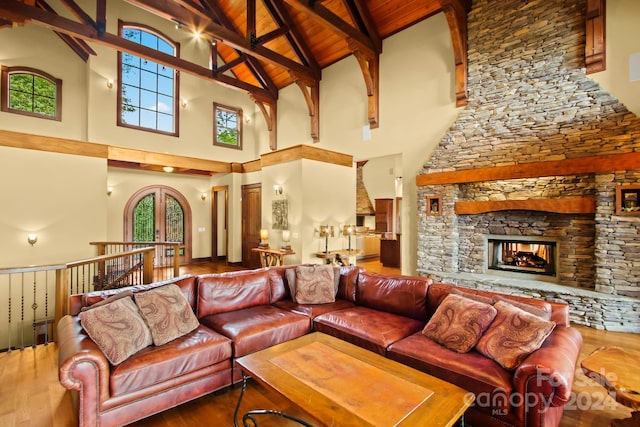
[
  {"left": 476, "top": 300, "right": 556, "bottom": 370},
  {"left": 422, "top": 293, "right": 498, "bottom": 353},
  {"left": 134, "top": 284, "right": 199, "bottom": 346},
  {"left": 79, "top": 296, "right": 152, "bottom": 365},
  {"left": 293, "top": 265, "right": 336, "bottom": 304}
]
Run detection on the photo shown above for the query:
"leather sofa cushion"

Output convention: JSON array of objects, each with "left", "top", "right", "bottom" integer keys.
[
  {"left": 197, "top": 270, "right": 270, "bottom": 318},
  {"left": 387, "top": 332, "right": 514, "bottom": 415},
  {"left": 273, "top": 299, "right": 355, "bottom": 318},
  {"left": 313, "top": 306, "right": 424, "bottom": 355},
  {"left": 356, "top": 271, "right": 430, "bottom": 321},
  {"left": 201, "top": 305, "right": 311, "bottom": 357},
  {"left": 110, "top": 325, "right": 232, "bottom": 397}
]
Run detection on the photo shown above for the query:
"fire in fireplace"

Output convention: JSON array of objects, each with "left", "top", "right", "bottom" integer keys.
[{"left": 486, "top": 236, "right": 557, "bottom": 278}]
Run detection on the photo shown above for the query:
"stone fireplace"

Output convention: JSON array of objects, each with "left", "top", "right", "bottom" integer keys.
[
  {"left": 415, "top": 0, "right": 640, "bottom": 332},
  {"left": 486, "top": 235, "right": 558, "bottom": 279}
]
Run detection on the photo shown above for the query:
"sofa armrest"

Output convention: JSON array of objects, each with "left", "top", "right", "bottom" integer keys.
[
  {"left": 513, "top": 326, "right": 583, "bottom": 409},
  {"left": 57, "top": 314, "right": 112, "bottom": 424}
]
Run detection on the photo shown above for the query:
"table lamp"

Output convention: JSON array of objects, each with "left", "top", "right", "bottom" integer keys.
[
  {"left": 281, "top": 229, "right": 291, "bottom": 250},
  {"left": 259, "top": 228, "right": 269, "bottom": 248}
]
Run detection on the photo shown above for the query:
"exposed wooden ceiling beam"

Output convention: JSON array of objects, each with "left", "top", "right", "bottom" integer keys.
[
  {"left": 0, "top": 0, "right": 275, "bottom": 100},
  {"left": 36, "top": 0, "right": 97, "bottom": 62},
  {"left": 126, "top": 0, "right": 319, "bottom": 81},
  {"left": 440, "top": 0, "right": 470, "bottom": 107},
  {"left": 197, "top": 0, "right": 279, "bottom": 96},
  {"left": 283, "top": 0, "right": 378, "bottom": 58},
  {"left": 263, "top": 0, "right": 320, "bottom": 74}
]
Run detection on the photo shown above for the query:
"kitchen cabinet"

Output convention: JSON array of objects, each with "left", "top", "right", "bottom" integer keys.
[
  {"left": 375, "top": 198, "right": 393, "bottom": 233},
  {"left": 380, "top": 235, "right": 400, "bottom": 268},
  {"left": 355, "top": 234, "right": 381, "bottom": 259}
]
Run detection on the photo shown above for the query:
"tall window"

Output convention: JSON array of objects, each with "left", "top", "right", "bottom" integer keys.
[
  {"left": 118, "top": 21, "right": 179, "bottom": 136},
  {"left": 214, "top": 102, "right": 243, "bottom": 149},
  {"left": 1, "top": 66, "right": 62, "bottom": 121}
]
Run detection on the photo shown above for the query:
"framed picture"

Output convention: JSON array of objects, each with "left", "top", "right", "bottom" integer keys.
[
  {"left": 272, "top": 199, "right": 289, "bottom": 229},
  {"left": 426, "top": 196, "right": 441, "bottom": 216}
]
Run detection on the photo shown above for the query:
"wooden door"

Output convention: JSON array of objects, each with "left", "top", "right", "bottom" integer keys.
[{"left": 242, "top": 183, "right": 262, "bottom": 269}]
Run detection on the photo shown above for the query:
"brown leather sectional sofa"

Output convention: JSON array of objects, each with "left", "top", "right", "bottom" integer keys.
[{"left": 57, "top": 265, "right": 582, "bottom": 427}]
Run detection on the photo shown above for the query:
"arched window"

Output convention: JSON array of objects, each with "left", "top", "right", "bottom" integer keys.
[
  {"left": 1, "top": 66, "right": 62, "bottom": 121},
  {"left": 118, "top": 21, "right": 179, "bottom": 136},
  {"left": 124, "top": 185, "right": 192, "bottom": 264}
]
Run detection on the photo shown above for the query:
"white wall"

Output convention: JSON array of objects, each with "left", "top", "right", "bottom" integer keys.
[
  {"left": 590, "top": 0, "right": 640, "bottom": 115},
  {"left": 0, "top": 147, "right": 107, "bottom": 267}
]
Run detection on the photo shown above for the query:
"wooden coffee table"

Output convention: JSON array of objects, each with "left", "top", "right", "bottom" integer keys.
[
  {"left": 234, "top": 332, "right": 473, "bottom": 427},
  {"left": 581, "top": 346, "right": 640, "bottom": 427}
]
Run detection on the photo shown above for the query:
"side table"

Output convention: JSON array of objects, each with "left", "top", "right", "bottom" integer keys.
[
  {"left": 581, "top": 346, "right": 640, "bottom": 427},
  {"left": 252, "top": 247, "right": 295, "bottom": 267}
]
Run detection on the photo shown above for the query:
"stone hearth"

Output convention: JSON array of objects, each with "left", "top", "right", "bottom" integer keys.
[{"left": 415, "top": 0, "right": 640, "bottom": 332}]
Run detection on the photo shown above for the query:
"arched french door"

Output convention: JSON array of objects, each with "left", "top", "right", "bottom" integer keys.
[{"left": 124, "top": 185, "right": 192, "bottom": 264}]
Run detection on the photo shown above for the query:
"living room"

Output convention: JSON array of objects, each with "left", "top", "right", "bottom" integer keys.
[{"left": 0, "top": 0, "right": 639, "bottom": 426}]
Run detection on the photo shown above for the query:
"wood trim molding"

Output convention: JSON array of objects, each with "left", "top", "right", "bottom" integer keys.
[
  {"left": 259, "top": 144, "right": 353, "bottom": 168},
  {"left": 416, "top": 152, "right": 640, "bottom": 186},
  {"left": 0, "top": 129, "right": 108, "bottom": 158},
  {"left": 454, "top": 197, "right": 596, "bottom": 215},
  {"left": 586, "top": 0, "right": 606, "bottom": 74},
  {"left": 107, "top": 146, "right": 231, "bottom": 174}
]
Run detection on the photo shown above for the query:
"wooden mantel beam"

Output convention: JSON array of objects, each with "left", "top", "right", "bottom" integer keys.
[{"left": 416, "top": 152, "right": 640, "bottom": 186}]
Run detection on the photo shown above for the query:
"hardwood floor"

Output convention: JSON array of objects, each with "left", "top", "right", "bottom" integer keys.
[{"left": 1, "top": 259, "right": 637, "bottom": 427}]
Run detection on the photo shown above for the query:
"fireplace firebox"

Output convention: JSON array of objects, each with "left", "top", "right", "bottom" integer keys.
[{"left": 486, "top": 236, "right": 557, "bottom": 278}]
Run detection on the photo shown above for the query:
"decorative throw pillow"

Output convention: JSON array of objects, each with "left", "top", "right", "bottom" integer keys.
[
  {"left": 493, "top": 295, "right": 552, "bottom": 321},
  {"left": 80, "top": 290, "right": 133, "bottom": 312},
  {"left": 78, "top": 296, "right": 153, "bottom": 365},
  {"left": 476, "top": 300, "right": 556, "bottom": 370},
  {"left": 286, "top": 265, "right": 340, "bottom": 303},
  {"left": 293, "top": 265, "right": 336, "bottom": 304},
  {"left": 134, "top": 284, "right": 200, "bottom": 346},
  {"left": 422, "top": 293, "right": 498, "bottom": 353}
]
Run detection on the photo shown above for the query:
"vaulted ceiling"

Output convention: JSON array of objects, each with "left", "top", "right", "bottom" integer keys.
[{"left": 0, "top": 0, "right": 471, "bottom": 148}]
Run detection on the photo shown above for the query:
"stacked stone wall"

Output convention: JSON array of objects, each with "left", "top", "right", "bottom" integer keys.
[{"left": 416, "top": 0, "right": 640, "bottom": 330}]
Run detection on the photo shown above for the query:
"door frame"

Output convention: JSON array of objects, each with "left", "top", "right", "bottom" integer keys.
[
  {"left": 123, "top": 185, "right": 192, "bottom": 264},
  {"left": 211, "top": 185, "right": 229, "bottom": 263}
]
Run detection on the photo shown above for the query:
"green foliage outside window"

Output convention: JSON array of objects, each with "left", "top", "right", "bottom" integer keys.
[
  {"left": 214, "top": 104, "right": 242, "bottom": 149},
  {"left": 133, "top": 194, "right": 155, "bottom": 242},
  {"left": 9, "top": 73, "right": 56, "bottom": 116}
]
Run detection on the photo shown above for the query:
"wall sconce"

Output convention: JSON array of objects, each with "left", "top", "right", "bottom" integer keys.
[
  {"left": 180, "top": 98, "right": 188, "bottom": 108},
  {"left": 281, "top": 229, "right": 291, "bottom": 251},
  {"left": 273, "top": 185, "right": 283, "bottom": 196},
  {"left": 318, "top": 225, "right": 334, "bottom": 253},
  {"left": 200, "top": 192, "right": 207, "bottom": 201},
  {"left": 27, "top": 233, "right": 38, "bottom": 246},
  {"left": 259, "top": 228, "right": 270, "bottom": 248},
  {"left": 163, "top": 166, "right": 175, "bottom": 173},
  {"left": 342, "top": 225, "right": 355, "bottom": 251},
  {"left": 107, "top": 186, "right": 113, "bottom": 196},
  {"left": 106, "top": 79, "right": 114, "bottom": 89},
  {"left": 244, "top": 114, "right": 251, "bottom": 125}
]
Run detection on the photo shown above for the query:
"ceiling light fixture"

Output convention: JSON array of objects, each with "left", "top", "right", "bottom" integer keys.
[{"left": 163, "top": 166, "right": 174, "bottom": 173}]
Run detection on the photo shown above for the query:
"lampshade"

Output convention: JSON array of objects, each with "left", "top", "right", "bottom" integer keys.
[
  {"left": 260, "top": 229, "right": 269, "bottom": 240},
  {"left": 342, "top": 225, "right": 355, "bottom": 236},
  {"left": 282, "top": 230, "right": 291, "bottom": 242}
]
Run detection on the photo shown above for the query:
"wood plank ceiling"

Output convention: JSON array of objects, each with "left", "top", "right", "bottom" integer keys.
[{"left": 0, "top": 0, "right": 471, "bottom": 150}]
